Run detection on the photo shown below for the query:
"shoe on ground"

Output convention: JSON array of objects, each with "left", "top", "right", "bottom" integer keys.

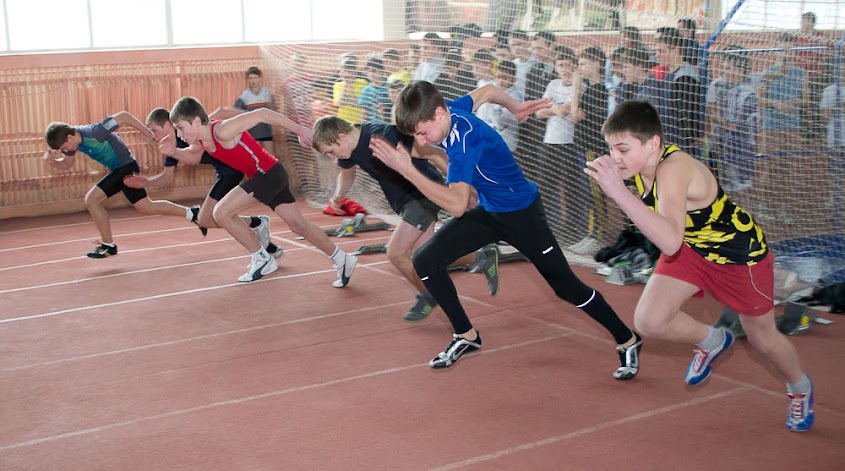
[
  {"left": 471, "top": 246, "right": 500, "bottom": 295},
  {"left": 87, "top": 242, "right": 117, "bottom": 258},
  {"left": 429, "top": 333, "right": 482, "bottom": 369},
  {"left": 255, "top": 215, "right": 271, "bottom": 249},
  {"left": 403, "top": 293, "right": 438, "bottom": 322},
  {"left": 569, "top": 236, "right": 601, "bottom": 255},
  {"left": 332, "top": 252, "right": 358, "bottom": 288},
  {"left": 238, "top": 251, "right": 278, "bottom": 282},
  {"left": 268, "top": 244, "right": 285, "bottom": 260},
  {"left": 614, "top": 332, "right": 643, "bottom": 380},
  {"left": 189, "top": 205, "right": 208, "bottom": 236},
  {"left": 786, "top": 380, "right": 815, "bottom": 432},
  {"left": 685, "top": 329, "right": 734, "bottom": 385}
]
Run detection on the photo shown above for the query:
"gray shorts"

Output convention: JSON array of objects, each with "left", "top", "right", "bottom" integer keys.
[{"left": 400, "top": 197, "right": 440, "bottom": 231}]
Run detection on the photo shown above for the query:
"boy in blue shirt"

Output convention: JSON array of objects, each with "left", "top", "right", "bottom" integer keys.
[
  {"left": 369, "top": 81, "right": 642, "bottom": 377},
  {"left": 358, "top": 57, "right": 392, "bottom": 124}
]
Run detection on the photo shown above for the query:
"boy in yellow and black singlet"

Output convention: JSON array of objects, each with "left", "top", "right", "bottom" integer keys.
[{"left": 586, "top": 101, "right": 814, "bottom": 432}]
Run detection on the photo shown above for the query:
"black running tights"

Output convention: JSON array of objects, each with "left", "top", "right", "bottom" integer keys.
[{"left": 412, "top": 196, "right": 633, "bottom": 344}]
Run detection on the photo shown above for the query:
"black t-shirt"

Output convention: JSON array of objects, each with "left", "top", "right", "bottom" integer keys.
[
  {"left": 574, "top": 80, "right": 609, "bottom": 154},
  {"left": 338, "top": 123, "right": 444, "bottom": 214},
  {"left": 164, "top": 136, "right": 243, "bottom": 177}
]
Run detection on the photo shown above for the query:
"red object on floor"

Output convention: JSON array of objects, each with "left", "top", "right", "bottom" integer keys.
[{"left": 323, "top": 197, "right": 367, "bottom": 216}]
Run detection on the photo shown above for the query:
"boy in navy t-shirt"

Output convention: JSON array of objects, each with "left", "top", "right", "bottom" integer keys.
[{"left": 369, "top": 81, "right": 641, "bottom": 378}]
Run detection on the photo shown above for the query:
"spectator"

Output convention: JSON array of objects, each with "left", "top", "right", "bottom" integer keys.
[
  {"left": 757, "top": 32, "right": 808, "bottom": 220},
  {"left": 333, "top": 55, "right": 369, "bottom": 124},
  {"left": 569, "top": 46, "right": 609, "bottom": 255},
  {"left": 386, "top": 78, "right": 407, "bottom": 124},
  {"left": 795, "top": 11, "right": 831, "bottom": 141},
  {"left": 617, "top": 46, "right": 651, "bottom": 103},
  {"left": 383, "top": 48, "right": 411, "bottom": 84},
  {"left": 820, "top": 77, "right": 845, "bottom": 148},
  {"left": 716, "top": 49, "right": 758, "bottom": 192},
  {"left": 405, "top": 44, "right": 423, "bottom": 76},
  {"left": 534, "top": 45, "right": 578, "bottom": 239},
  {"left": 413, "top": 32, "right": 447, "bottom": 83},
  {"left": 605, "top": 26, "right": 656, "bottom": 84},
  {"left": 433, "top": 49, "right": 474, "bottom": 102},
  {"left": 510, "top": 30, "right": 535, "bottom": 98},
  {"left": 358, "top": 57, "right": 392, "bottom": 124},
  {"left": 482, "top": 60, "right": 522, "bottom": 152},
  {"left": 234, "top": 66, "right": 277, "bottom": 155},
  {"left": 470, "top": 48, "right": 497, "bottom": 87},
  {"left": 517, "top": 31, "right": 557, "bottom": 186},
  {"left": 677, "top": 18, "right": 701, "bottom": 67},
  {"left": 643, "top": 27, "right": 703, "bottom": 155}
]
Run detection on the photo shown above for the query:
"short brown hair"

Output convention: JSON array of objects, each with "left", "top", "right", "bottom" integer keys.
[
  {"left": 312, "top": 116, "right": 354, "bottom": 151},
  {"left": 394, "top": 81, "right": 446, "bottom": 135},
  {"left": 170, "top": 96, "right": 209, "bottom": 125},
  {"left": 45, "top": 122, "right": 76, "bottom": 149},
  {"left": 146, "top": 107, "right": 171, "bottom": 126},
  {"left": 246, "top": 66, "right": 262, "bottom": 77},
  {"left": 601, "top": 101, "right": 664, "bottom": 144}
]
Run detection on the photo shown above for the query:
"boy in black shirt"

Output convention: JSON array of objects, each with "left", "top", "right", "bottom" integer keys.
[{"left": 569, "top": 46, "right": 609, "bottom": 255}]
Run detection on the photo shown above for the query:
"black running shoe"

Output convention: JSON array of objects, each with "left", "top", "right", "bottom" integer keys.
[
  {"left": 87, "top": 242, "right": 117, "bottom": 258},
  {"left": 429, "top": 333, "right": 482, "bottom": 369},
  {"left": 189, "top": 205, "right": 208, "bottom": 236},
  {"left": 613, "top": 332, "right": 642, "bottom": 380}
]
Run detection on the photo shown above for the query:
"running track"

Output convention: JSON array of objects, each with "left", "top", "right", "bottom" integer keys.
[{"left": 1, "top": 202, "right": 843, "bottom": 470}]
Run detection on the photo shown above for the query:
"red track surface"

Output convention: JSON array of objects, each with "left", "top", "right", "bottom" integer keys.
[{"left": 1, "top": 203, "right": 843, "bottom": 470}]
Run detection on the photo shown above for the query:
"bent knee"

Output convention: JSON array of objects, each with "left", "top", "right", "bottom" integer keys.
[{"left": 633, "top": 310, "right": 667, "bottom": 338}]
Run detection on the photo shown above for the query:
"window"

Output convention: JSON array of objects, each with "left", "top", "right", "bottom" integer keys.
[
  {"left": 170, "top": 0, "right": 243, "bottom": 45},
  {"left": 90, "top": 0, "right": 168, "bottom": 48},
  {"left": 7, "top": 0, "right": 89, "bottom": 51}
]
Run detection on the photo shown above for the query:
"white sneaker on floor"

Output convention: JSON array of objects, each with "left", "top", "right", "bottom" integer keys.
[
  {"left": 332, "top": 252, "right": 358, "bottom": 288},
  {"left": 569, "top": 236, "right": 601, "bottom": 255},
  {"left": 238, "top": 251, "right": 278, "bottom": 282}
]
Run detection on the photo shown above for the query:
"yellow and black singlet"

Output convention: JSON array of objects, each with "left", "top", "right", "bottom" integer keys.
[{"left": 634, "top": 144, "right": 768, "bottom": 265}]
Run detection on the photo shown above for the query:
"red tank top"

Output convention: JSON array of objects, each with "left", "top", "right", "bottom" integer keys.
[{"left": 200, "top": 120, "right": 277, "bottom": 178}]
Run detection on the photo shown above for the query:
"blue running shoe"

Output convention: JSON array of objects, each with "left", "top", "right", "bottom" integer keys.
[
  {"left": 786, "top": 380, "right": 815, "bottom": 432},
  {"left": 685, "top": 329, "right": 733, "bottom": 385}
]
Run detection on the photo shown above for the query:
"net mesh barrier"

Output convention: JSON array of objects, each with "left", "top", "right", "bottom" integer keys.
[
  {"left": 258, "top": 1, "right": 845, "bottom": 295},
  {"left": 2, "top": 0, "right": 843, "bottom": 296}
]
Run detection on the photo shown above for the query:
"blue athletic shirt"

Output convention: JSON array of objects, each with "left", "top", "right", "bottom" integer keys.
[
  {"left": 66, "top": 117, "right": 135, "bottom": 171},
  {"left": 164, "top": 137, "right": 243, "bottom": 177},
  {"left": 441, "top": 95, "right": 538, "bottom": 213}
]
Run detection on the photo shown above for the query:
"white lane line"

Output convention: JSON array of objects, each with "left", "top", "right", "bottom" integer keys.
[
  {"left": 0, "top": 233, "right": 389, "bottom": 273},
  {"left": 0, "top": 260, "right": 392, "bottom": 324},
  {"left": 0, "top": 336, "right": 564, "bottom": 451},
  {"left": 0, "top": 210, "right": 326, "bottom": 236},
  {"left": 1, "top": 300, "right": 412, "bottom": 372},
  {"left": 0, "top": 215, "right": 162, "bottom": 234},
  {"left": 429, "top": 385, "right": 753, "bottom": 471},
  {"left": 0, "top": 226, "right": 200, "bottom": 252}
]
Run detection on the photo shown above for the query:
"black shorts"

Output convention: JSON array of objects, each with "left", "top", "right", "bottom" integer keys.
[
  {"left": 240, "top": 162, "right": 295, "bottom": 210},
  {"left": 208, "top": 172, "right": 244, "bottom": 201},
  {"left": 97, "top": 161, "right": 147, "bottom": 204}
]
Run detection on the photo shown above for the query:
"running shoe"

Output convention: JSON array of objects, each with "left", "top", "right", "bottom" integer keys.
[
  {"left": 613, "top": 332, "right": 643, "bottom": 380},
  {"left": 238, "top": 251, "right": 278, "bottom": 282},
  {"left": 403, "top": 293, "right": 438, "bottom": 322},
  {"left": 430, "top": 333, "right": 482, "bottom": 369},
  {"left": 332, "top": 252, "right": 357, "bottom": 288},
  {"left": 786, "top": 380, "right": 815, "bottom": 432},
  {"left": 87, "top": 242, "right": 117, "bottom": 258},
  {"left": 685, "top": 329, "right": 734, "bottom": 385}
]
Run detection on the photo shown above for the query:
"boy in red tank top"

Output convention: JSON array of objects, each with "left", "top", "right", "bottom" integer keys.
[{"left": 162, "top": 96, "right": 357, "bottom": 286}]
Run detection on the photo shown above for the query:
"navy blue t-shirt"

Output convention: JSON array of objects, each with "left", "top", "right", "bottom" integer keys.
[
  {"left": 164, "top": 137, "right": 242, "bottom": 177},
  {"left": 442, "top": 95, "right": 538, "bottom": 212},
  {"left": 338, "top": 122, "right": 444, "bottom": 214}
]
